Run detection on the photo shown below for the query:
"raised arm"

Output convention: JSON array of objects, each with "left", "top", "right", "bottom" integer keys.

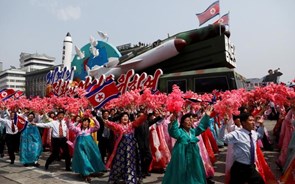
[
  {"left": 168, "top": 119, "right": 181, "bottom": 139},
  {"left": 194, "top": 114, "right": 210, "bottom": 136},
  {"left": 132, "top": 114, "right": 147, "bottom": 128},
  {"left": 105, "top": 120, "right": 121, "bottom": 133},
  {"left": 194, "top": 106, "right": 213, "bottom": 136},
  {"left": 34, "top": 121, "right": 54, "bottom": 128},
  {"left": 66, "top": 120, "right": 80, "bottom": 134},
  {"left": 89, "top": 117, "right": 100, "bottom": 133},
  {"left": 0, "top": 117, "right": 9, "bottom": 126},
  {"left": 167, "top": 112, "right": 181, "bottom": 139}
]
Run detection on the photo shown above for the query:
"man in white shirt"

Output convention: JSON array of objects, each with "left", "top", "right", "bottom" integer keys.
[
  {"left": 34, "top": 111, "right": 71, "bottom": 171},
  {"left": 219, "top": 112, "right": 265, "bottom": 184},
  {"left": 0, "top": 111, "right": 19, "bottom": 164}
]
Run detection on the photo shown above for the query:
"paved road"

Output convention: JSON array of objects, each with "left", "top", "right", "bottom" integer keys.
[{"left": 0, "top": 120, "right": 282, "bottom": 184}]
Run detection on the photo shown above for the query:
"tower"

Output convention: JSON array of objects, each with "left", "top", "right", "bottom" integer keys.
[{"left": 62, "top": 32, "right": 73, "bottom": 69}]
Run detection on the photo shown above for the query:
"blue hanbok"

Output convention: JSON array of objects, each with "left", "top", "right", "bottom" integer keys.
[
  {"left": 19, "top": 123, "right": 42, "bottom": 164},
  {"left": 67, "top": 119, "right": 105, "bottom": 176},
  {"left": 72, "top": 133, "right": 106, "bottom": 176}
]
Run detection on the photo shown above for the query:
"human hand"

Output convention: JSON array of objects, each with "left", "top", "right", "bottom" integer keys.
[
  {"left": 204, "top": 105, "right": 214, "bottom": 116},
  {"left": 169, "top": 112, "right": 178, "bottom": 123}
]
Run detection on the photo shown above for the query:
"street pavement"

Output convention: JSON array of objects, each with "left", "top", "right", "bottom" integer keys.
[{"left": 0, "top": 120, "right": 282, "bottom": 184}]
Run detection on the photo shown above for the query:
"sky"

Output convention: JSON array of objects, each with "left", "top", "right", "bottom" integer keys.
[{"left": 0, "top": 0, "right": 294, "bottom": 83}]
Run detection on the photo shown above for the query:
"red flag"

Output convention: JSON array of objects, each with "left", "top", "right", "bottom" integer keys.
[
  {"left": 14, "top": 114, "right": 28, "bottom": 132},
  {"left": 0, "top": 89, "right": 15, "bottom": 101},
  {"left": 196, "top": 1, "right": 220, "bottom": 26},
  {"left": 13, "top": 90, "right": 24, "bottom": 99},
  {"left": 214, "top": 12, "right": 229, "bottom": 25},
  {"left": 85, "top": 80, "right": 120, "bottom": 109}
]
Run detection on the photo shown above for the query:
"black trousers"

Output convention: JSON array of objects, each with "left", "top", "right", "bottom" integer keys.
[
  {"left": 139, "top": 147, "right": 152, "bottom": 174},
  {"left": 0, "top": 132, "right": 6, "bottom": 155},
  {"left": 5, "top": 133, "right": 20, "bottom": 162},
  {"left": 98, "top": 137, "right": 114, "bottom": 163},
  {"left": 230, "top": 161, "right": 265, "bottom": 184},
  {"left": 46, "top": 137, "right": 71, "bottom": 169}
]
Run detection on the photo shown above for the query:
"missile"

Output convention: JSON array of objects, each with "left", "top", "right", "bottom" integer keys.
[
  {"left": 101, "top": 38, "right": 187, "bottom": 77},
  {"left": 62, "top": 32, "right": 73, "bottom": 69}
]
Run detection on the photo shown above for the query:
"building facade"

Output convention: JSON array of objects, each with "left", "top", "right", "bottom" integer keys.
[
  {"left": 25, "top": 66, "right": 58, "bottom": 97},
  {"left": 0, "top": 69, "right": 26, "bottom": 91},
  {"left": 0, "top": 53, "right": 55, "bottom": 94},
  {"left": 20, "top": 52, "right": 55, "bottom": 72}
]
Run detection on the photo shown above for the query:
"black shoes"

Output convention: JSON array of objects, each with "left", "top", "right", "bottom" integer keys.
[
  {"left": 45, "top": 163, "right": 49, "bottom": 170},
  {"left": 85, "top": 176, "right": 91, "bottom": 183},
  {"left": 65, "top": 168, "right": 72, "bottom": 171},
  {"left": 33, "top": 163, "right": 40, "bottom": 167},
  {"left": 10, "top": 160, "right": 14, "bottom": 164},
  {"left": 142, "top": 172, "right": 151, "bottom": 178}
]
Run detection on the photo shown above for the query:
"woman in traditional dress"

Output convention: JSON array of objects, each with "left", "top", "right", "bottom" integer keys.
[
  {"left": 280, "top": 119, "right": 295, "bottom": 184},
  {"left": 276, "top": 106, "right": 295, "bottom": 168},
  {"left": 19, "top": 112, "right": 42, "bottom": 167},
  {"left": 104, "top": 112, "right": 147, "bottom": 184},
  {"left": 162, "top": 106, "right": 212, "bottom": 184},
  {"left": 149, "top": 119, "right": 171, "bottom": 173},
  {"left": 66, "top": 116, "right": 105, "bottom": 183}
]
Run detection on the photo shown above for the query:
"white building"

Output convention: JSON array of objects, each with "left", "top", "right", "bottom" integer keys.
[
  {"left": 0, "top": 68, "right": 26, "bottom": 91},
  {"left": 0, "top": 53, "right": 55, "bottom": 92},
  {"left": 20, "top": 52, "right": 55, "bottom": 72}
]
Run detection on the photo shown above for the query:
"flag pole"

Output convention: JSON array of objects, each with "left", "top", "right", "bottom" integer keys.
[
  {"left": 219, "top": 0, "right": 221, "bottom": 36},
  {"left": 227, "top": 11, "right": 230, "bottom": 32}
]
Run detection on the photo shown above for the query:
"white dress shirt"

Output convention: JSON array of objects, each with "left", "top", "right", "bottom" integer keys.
[
  {"left": 219, "top": 126, "right": 264, "bottom": 165},
  {"left": 36, "top": 119, "right": 68, "bottom": 138},
  {"left": 0, "top": 117, "right": 19, "bottom": 135}
]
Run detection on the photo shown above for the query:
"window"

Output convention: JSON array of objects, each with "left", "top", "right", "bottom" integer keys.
[
  {"left": 194, "top": 76, "right": 229, "bottom": 93},
  {"left": 167, "top": 79, "right": 187, "bottom": 93}
]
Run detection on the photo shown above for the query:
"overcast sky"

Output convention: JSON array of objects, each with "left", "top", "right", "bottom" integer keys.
[{"left": 0, "top": 0, "right": 294, "bottom": 83}]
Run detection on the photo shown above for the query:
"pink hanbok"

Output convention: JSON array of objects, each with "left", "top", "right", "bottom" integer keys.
[{"left": 277, "top": 109, "right": 295, "bottom": 167}]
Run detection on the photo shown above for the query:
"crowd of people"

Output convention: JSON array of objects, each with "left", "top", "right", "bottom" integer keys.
[{"left": 0, "top": 90, "right": 294, "bottom": 184}]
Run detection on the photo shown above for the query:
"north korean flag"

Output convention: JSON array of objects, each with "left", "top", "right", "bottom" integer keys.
[
  {"left": 0, "top": 88, "right": 16, "bottom": 101},
  {"left": 14, "top": 113, "right": 28, "bottom": 133},
  {"left": 214, "top": 12, "right": 229, "bottom": 25},
  {"left": 85, "top": 79, "right": 120, "bottom": 109},
  {"left": 196, "top": 1, "right": 220, "bottom": 26},
  {"left": 13, "top": 90, "right": 24, "bottom": 99}
]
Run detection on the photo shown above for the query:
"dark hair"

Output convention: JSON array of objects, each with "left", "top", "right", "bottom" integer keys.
[
  {"left": 179, "top": 113, "right": 191, "bottom": 129},
  {"left": 28, "top": 112, "right": 35, "bottom": 118},
  {"left": 82, "top": 117, "right": 90, "bottom": 123},
  {"left": 48, "top": 111, "right": 55, "bottom": 116},
  {"left": 57, "top": 111, "right": 65, "bottom": 115},
  {"left": 233, "top": 115, "right": 240, "bottom": 121},
  {"left": 239, "top": 112, "right": 252, "bottom": 123},
  {"left": 101, "top": 110, "right": 110, "bottom": 115},
  {"left": 147, "top": 113, "right": 155, "bottom": 120},
  {"left": 80, "top": 117, "right": 90, "bottom": 130},
  {"left": 119, "top": 112, "right": 129, "bottom": 121},
  {"left": 238, "top": 106, "right": 248, "bottom": 113}
]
